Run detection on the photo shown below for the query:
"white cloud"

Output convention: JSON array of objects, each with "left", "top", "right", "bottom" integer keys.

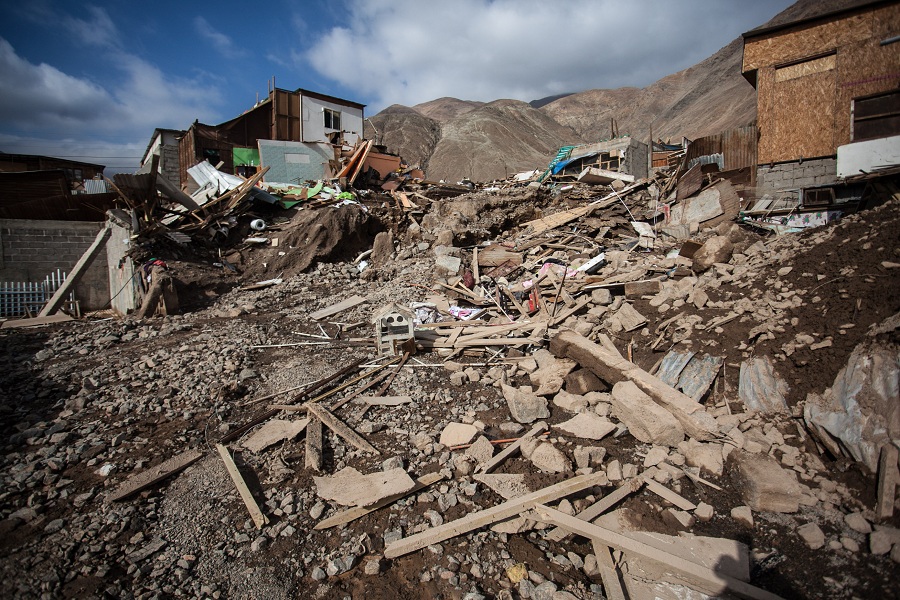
[
  {"left": 194, "top": 16, "right": 246, "bottom": 59},
  {"left": 302, "top": 0, "right": 790, "bottom": 112},
  {"left": 0, "top": 6, "right": 226, "bottom": 171}
]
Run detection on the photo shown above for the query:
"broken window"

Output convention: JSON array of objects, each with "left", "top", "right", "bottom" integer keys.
[{"left": 324, "top": 108, "right": 341, "bottom": 131}]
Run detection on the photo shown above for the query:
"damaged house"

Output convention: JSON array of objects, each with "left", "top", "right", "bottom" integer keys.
[
  {"left": 178, "top": 86, "right": 366, "bottom": 190},
  {"left": 742, "top": 0, "right": 900, "bottom": 195}
]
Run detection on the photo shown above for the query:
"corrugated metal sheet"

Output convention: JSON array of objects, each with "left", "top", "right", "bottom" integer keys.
[
  {"left": 81, "top": 179, "right": 110, "bottom": 194},
  {"left": 682, "top": 126, "right": 758, "bottom": 173}
]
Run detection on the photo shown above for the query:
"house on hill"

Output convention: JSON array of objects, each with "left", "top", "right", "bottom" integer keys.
[
  {"left": 178, "top": 86, "right": 366, "bottom": 190},
  {"left": 741, "top": 0, "right": 900, "bottom": 193}
]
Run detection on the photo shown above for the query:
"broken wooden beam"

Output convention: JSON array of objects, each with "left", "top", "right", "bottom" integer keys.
[
  {"left": 305, "top": 417, "right": 323, "bottom": 472},
  {"left": 384, "top": 472, "right": 606, "bottom": 559},
  {"left": 39, "top": 225, "right": 111, "bottom": 317},
  {"left": 215, "top": 444, "right": 269, "bottom": 529},
  {"left": 534, "top": 505, "right": 785, "bottom": 600},
  {"left": 315, "top": 472, "right": 446, "bottom": 530},
  {"left": 591, "top": 539, "right": 627, "bottom": 600},
  {"left": 476, "top": 421, "right": 548, "bottom": 474},
  {"left": 107, "top": 449, "right": 204, "bottom": 502},
  {"left": 306, "top": 402, "right": 379, "bottom": 454},
  {"left": 310, "top": 294, "right": 367, "bottom": 321},
  {"left": 550, "top": 330, "right": 718, "bottom": 441},
  {"left": 544, "top": 477, "right": 645, "bottom": 542},
  {"left": 876, "top": 443, "right": 899, "bottom": 521},
  {"left": 645, "top": 479, "right": 697, "bottom": 511}
]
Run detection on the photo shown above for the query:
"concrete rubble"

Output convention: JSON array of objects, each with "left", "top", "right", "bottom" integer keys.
[{"left": 1, "top": 147, "right": 898, "bottom": 600}]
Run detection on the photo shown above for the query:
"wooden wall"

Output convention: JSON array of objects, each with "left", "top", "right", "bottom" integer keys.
[{"left": 745, "top": 2, "right": 900, "bottom": 164}]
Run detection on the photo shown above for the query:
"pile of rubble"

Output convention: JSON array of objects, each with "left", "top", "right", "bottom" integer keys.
[{"left": 1, "top": 162, "right": 898, "bottom": 600}]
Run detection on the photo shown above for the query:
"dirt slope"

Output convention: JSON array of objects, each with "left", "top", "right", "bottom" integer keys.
[
  {"left": 413, "top": 97, "right": 485, "bottom": 123},
  {"left": 363, "top": 105, "right": 442, "bottom": 171},
  {"left": 425, "top": 99, "right": 584, "bottom": 182}
]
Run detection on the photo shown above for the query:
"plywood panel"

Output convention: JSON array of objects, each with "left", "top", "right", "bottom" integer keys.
[
  {"left": 743, "top": 9, "right": 873, "bottom": 71},
  {"left": 770, "top": 68, "right": 836, "bottom": 163},
  {"left": 775, "top": 54, "right": 835, "bottom": 82}
]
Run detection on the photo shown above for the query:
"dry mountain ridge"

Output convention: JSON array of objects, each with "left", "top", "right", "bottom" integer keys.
[{"left": 365, "top": 0, "right": 866, "bottom": 182}]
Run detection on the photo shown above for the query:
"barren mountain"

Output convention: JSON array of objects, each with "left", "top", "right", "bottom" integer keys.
[
  {"left": 413, "top": 97, "right": 484, "bottom": 123},
  {"left": 424, "top": 99, "right": 584, "bottom": 183},
  {"left": 367, "top": 0, "right": 869, "bottom": 182},
  {"left": 363, "top": 104, "right": 442, "bottom": 171},
  {"left": 541, "top": 37, "right": 757, "bottom": 144}
]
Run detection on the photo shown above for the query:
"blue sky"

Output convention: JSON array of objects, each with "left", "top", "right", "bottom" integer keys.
[{"left": 0, "top": 0, "right": 794, "bottom": 173}]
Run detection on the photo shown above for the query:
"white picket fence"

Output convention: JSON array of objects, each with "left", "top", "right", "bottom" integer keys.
[{"left": 0, "top": 269, "right": 75, "bottom": 318}]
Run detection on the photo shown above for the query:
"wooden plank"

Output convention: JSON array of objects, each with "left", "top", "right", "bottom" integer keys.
[
  {"left": 645, "top": 479, "right": 697, "bottom": 511},
  {"left": 315, "top": 472, "right": 446, "bottom": 530},
  {"left": 215, "top": 444, "right": 269, "bottom": 529},
  {"left": 549, "top": 296, "right": 590, "bottom": 327},
  {"left": 356, "top": 395, "right": 413, "bottom": 406},
  {"left": 624, "top": 279, "right": 662, "bottom": 298},
  {"left": 876, "top": 444, "right": 900, "bottom": 521},
  {"left": 310, "top": 294, "right": 367, "bottom": 321},
  {"left": 477, "top": 421, "right": 548, "bottom": 474},
  {"left": 383, "top": 472, "right": 606, "bottom": 559},
  {"left": 306, "top": 402, "right": 378, "bottom": 454},
  {"left": 591, "top": 539, "right": 627, "bottom": 600},
  {"left": 305, "top": 417, "right": 323, "bottom": 471},
  {"left": 545, "top": 478, "right": 645, "bottom": 542},
  {"left": 107, "top": 449, "right": 204, "bottom": 502},
  {"left": 39, "top": 225, "right": 111, "bottom": 316},
  {"left": 1, "top": 314, "right": 74, "bottom": 329},
  {"left": 534, "top": 505, "right": 784, "bottom": 600}
]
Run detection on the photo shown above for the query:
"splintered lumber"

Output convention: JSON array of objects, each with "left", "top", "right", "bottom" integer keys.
[
  {"left": 477, "top": 421, "right": 548, "bottom": 474},
  {"left": 645, "top": 479, "right": 697, "bottom": 511},
  {"left": 523, "top": 181, "right": 644, "bottom": 235},
  {"left": 355, "top": 395, "right": 413, "bottom": 406},
  {"left": 310, "top": 294, "right": 367, "bottom": 321},
  {"left": 306, "top": 417, "right": 323, "bottom": 471},
  {"left": 1, "top": 314, "right": 74, "bottom": 329},
  {"left": 242, "top": 419, "right": 309, "bottom": 453},
  {"left": 215, "top": 444, "right": 269, "bottom": 529},
  {"left": 107, "top": 449, "right": 204, "bottom": 502},
  {"left": 315, "top": 472, "right": 446, "bottom": 530},
  {"left": 550, "top": 331, "right": 718, "bottom": 441},
  {"left": 39, "top": 225, "right": 111, "bottom": 316},
  {"left": 306, "top": 402, "right": 379, "bottom": 454},
  {"left": 592, "top": 539, "right": 627, "bottom": 600},
  {"left": 545, "top": 477, "right": 645, "bottom": 542},
  {"left": 534, "top": 505, "right": 784, "bottom": 600},
  {"left": 383, "top": 472, "right": 606, "bottom": 559},
  {"left": 876, "top": 444, "right": 900, "bottom": 520}
]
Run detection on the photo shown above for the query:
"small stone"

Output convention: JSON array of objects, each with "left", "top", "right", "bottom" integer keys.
[
  {"left": 844, "top": 512, "right": 872, "bottom": 534},
  {"left": 841, "top": 536, "right": 860, "bottom": 552},
  {"left": 797, "top": 522, "right": 825, "bottom": 549},
  {"left": 364, "top": 558, "right": 382, "bottom": 575},
  {"left": 694, "top": 502, "right": 714, "bottom": 522},
  {"left": 311, "top": 566, "right": 326, "bottom": 580},
  {"left": 731, "top": 506, "right": 754, "bottom": 527}
]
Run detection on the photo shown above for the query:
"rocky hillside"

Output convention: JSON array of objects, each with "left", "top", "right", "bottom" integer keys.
[
  {"left": 366, "top": 0, "right": 869, "bottom": 182},
  {"left": 424, "top": 100, "right": 583, "bottom": 183}
]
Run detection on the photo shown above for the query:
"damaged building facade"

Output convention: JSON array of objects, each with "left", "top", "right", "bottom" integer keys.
[
  {"left": 178, "top": 86, "right": 365, "bottom": 190},
  {"left": 742, "top": 0, "right": 900, "bottom": 193}
]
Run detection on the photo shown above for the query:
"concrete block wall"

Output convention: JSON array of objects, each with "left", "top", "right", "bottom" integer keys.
[
  {"left": 757, "top": 157, "right": 838, "bottom": 192},
  {"left": 0, "top": 219, "right": 110, "bottom": 311}
]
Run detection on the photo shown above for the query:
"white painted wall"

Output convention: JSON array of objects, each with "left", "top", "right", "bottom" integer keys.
[
  {"left": 301, "top": 95, "right": 363, "bottom": 144},
  {"left": 837, "top": 135, "right": 900, "bottom": 178}
]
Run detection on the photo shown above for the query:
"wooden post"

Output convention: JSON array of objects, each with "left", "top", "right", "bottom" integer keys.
[{"left": 39, "top": 225, "right": 111, "bottom": 317}]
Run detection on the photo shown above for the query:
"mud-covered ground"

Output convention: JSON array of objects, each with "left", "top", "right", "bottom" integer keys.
[{"left": 1, "top": 183, "right": 898, "bottom": 600}]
